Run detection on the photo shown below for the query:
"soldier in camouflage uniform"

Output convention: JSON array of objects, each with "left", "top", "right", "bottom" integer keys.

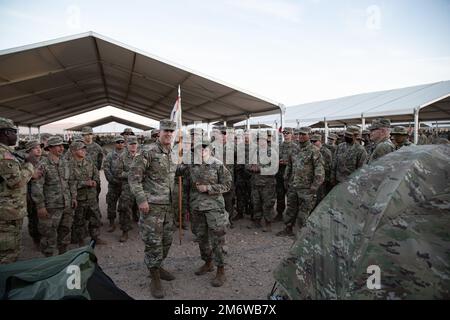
[
  {"left": 69, "top": 141, "right": 106, "bottom": 247},
  {"left": 418, "top": 129, "right": 428, "bottom": 145},
  {"left": 31, "top": 136, "right": 73, "bottom": 256},
  {"left": 247, "top": 131, "right": 277, "bottom": 232},
  {"left": 391, "top": 126, "right": 414, "bottom": 150},
  {"left": 24, "top": 140, "right": 44, "bottom": 248},
  {"left": 275, "top": 127, "right": 295, "bottom": 221},
  {"left": 129, "top": 119, "right": 177, "bottom": 299},
  {"left": 116, "top": 136, "right": 139, "bottom": 242},
  {"left": 368, "top": 118, "right": 395, "bottom": 164},
  {"left": 293, "top": 128, "right": 300, "bottom": 146},
  {"left": 361, "top": 129, "right": 373, "bottom": 157},
  {"left": 331, "top": 126, "right": 368, "bottom": 186},
  {"left": 0, "top": 118, "right": 35, "bottom": 264},
  {"left": 234, "top": 130, "right": 252, "bottom": 221},
  {"left": 311, "top": 134, "right": 333, "bottom": 202},
  {"left": 324, "top": 133, "right": 338, "bottom": 157},
  {"left": 186, "top": 137, "right": 232, "bottom": 287},
  {"left": 120, "top": 127, "right": 135, "bottom": 143},
  {"left": 277, "top": 127, "right": 324, "bottom": 237},
  {"left": 81, "top": 126, "right": 104, "bottom": 202},
  {"left": 103, "top": 136, "right": 126, "bottom": 232}
]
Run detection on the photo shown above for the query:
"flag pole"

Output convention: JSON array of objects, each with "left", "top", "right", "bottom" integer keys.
[{"left": 177, "top": 85, "right": 183, "bottom": 245}]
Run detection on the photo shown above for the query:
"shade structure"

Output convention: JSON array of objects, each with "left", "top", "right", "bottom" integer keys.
[
  {"left": 0, "top": 32, "right": 282, "bottom": 127},
  {"left": 65, "top": 115, "right": 153, "bottom": 132}
]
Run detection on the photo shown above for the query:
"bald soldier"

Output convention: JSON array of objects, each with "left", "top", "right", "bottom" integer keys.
[
  {"left": 368, "top": 118, "right": 395, "bottom": 164},
  {"left": 129, "top": 119, "right": 177, "bottom": 299},
  {"left": 0, "top": 117, "right": 35, "bottom": 264}
]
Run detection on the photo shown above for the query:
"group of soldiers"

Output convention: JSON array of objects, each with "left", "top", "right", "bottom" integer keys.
[{"left": 1, "top": 114, "right": 449, "bottom": 299}]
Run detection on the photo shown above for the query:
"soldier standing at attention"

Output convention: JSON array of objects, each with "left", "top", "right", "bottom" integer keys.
[
  {"left": 391, "top": 126, "right": 414, "bottom": 150},
  {"left": 69, "top": 141, "right": 106, "bottom": 247},
  {"left": 310, "top": 134, "right": 333, "bottom": 201},
  {"left": 331, "top": 126, "right": 367, "bottom": 186},
  {"left": 24, "top": 140, "right": 44, "bottom": 248},
  {"left": 275, "top": 127, "right": 295, "bottom": 222},
  {"left": 187, "top": 138, "right": 231, "bottom": 287},
  {"left": 81, "top": 126, "right": 104, "bottom": 201},
  {"left": 103, "top": 136, "right": 126, "bottom": 232},
  {"left": 0, "top": 117, "right": 35, "bottom": 264},
  {"left": 31, "top": 136, "right": 73, "bottom": 256},
  {"left": 368, "top": 118, "right": 395, "bottom": 164},
  {"left": 276, "top": 127, "right": 324, "bottom": 237},
  {"left": 129, "top": 119, "right": 177, "bottom": 299},
  {"left": 116, "top": 135, "right": 139, "bottom": 242}
]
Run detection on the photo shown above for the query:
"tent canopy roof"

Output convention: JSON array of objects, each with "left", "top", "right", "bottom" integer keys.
[
  {"left": 0, "top": 32, "right": 282, "bottom": 127},
  {"left": 236, "top": 80, "right": 450, "bottom": 128},
  {"left": 65, "top": 115, "right": 153, "bottom": 132}
]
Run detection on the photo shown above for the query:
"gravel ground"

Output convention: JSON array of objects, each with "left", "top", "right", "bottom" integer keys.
[{"left": 18, "top": 171, "right": 294, "bottom": 300}]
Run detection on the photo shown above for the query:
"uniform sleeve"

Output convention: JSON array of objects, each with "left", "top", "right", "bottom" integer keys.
[
  {"left": 283, "top": 153, "right": 292, "bottom": 183},
  {"left": 103, "top": 153, "right": 113, "bottom": 182},
  {"left": 68, "top": 163, "right": 78, "bottom": 199},
  {"left": 92, "top": 161, "right": 100, "bottom": 186},
  {"left": 129, "top": 152, "right": 149, "bottom": 205},
  {"left": 0, "top": 159, "right": 34, "bottom": 189},
  {"left": 207, "top": 164, "right": 231, "bottom": 195},
  {"left": 357, "top": 148, "right": 368, "bottom": 169},
  {"left": 311, "top": 149, "right": 325, "bottom": 192},
  {"left": 30, "top": 164, "right": 46, "bottom": 209}
]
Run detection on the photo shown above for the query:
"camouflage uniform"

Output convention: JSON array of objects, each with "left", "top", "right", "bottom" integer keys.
[
  {"left": 332, "top": 140, "right": 368, "bottom": 184},
  {"left": 187, "top": 142, "right": 231, "bottom": 267},
  {"left": 69, "top": 142, "right": 101, "bottom": 243},
  {"left": 247, "top": 145, "right": 277, "bottom": 224},
  {"left": 235, "top": 142, "right": 252, "bottom": 218},
  {"left": 283, "top": 128, "right": 324, "bottom": 229},
  {"left": 391, "top": 126, "right": 414, "bottom": 150},
  {"left": 129, "top": 137, "right": 175, "bottom": 270},
  {"left": 117, "top": 147, "right": 138, "bottom": 232},
  {"left": 0, "top": 118, "right": 34, "bottom": 264},
  {"left": 103, "top": 141, "right": 125, "bottom": 222},
  {"left": 276, "top": 128, "right": 295, "bottom": 218},
  {"left": 31, "top": 137, "right": 72, "bottom": 256},
  {"left": 81, "top": 127, "right": 104, "bottom": 202},
  {"left": 318, "top": 145, "right": 333, "bottom": 201},
  {"left": 368, "top": 119, "right": 395, "bottom": 164}
]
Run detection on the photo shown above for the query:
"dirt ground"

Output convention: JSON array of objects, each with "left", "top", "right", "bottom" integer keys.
[{"left": 18, "top": 171, "right": 294, "bottom": 300}]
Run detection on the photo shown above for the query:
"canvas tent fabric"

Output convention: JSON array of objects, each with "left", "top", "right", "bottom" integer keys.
[
  {"left": 65, "top": 115, "right": 153, "bottom": 132},
  {"left": 0, "top": 245, "right": 133, "bottom": 300},
  {"left": 0, "top": 32, "right": 282, "bottom": 128},
  {"left": 271, "top": 144, "right": 450, "bottom": 300},
  {"left": 236, "top": 81, "right": 450, "bottom": 128}
]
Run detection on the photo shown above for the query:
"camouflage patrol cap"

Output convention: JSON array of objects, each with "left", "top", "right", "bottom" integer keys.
[
  {"left": 391, "top": 126, "right": 409, "bottom": 136},
  {"left": 25, "top": 140, "right": 44, "bottom": 152},
  {"left": 282, "top": 127, "right": 294, "bottom": 134},
  {"left": 369, "top": 118, "right": 391, "bottom": 131},
  {"left": 0, "top": 117, "right": 17, "bottom": 130},
  {"left": 72, "top": 135, "right": 83, "bottom": 142},
  {"left": 114, "top": 135, "right": 125, "bottom": 143},
  {"left": 151, "top": 129, "right": 160, "bottom": 137},
  {"left": 45, "top": 136, "right": 67, "bottom": 150},
  {"left": 126, "top": 136, "right": 138, "bottom": 144},
  {"left": 345, "top": 126, "right": 361, "bottom": 136},
  {"left": 310, "top": 134, "right": 322, "bottom": 142},
  {"left": 81, "top": 126, "right": 93, "bottom": 135},
  {"left": 293, "top": 128, "right": 300, "bottom": 135},
  {"left": 298, "top": 127, "right": 312, "bottom": 135},
  {"left": 120, "top": 127, "right": 135, "bottom": 136},
  {"left": 327, "top": 133, "right": 338, "bottom": 140},
  {"left": 159, "top": 119, "right": 176, "bottom": 131},
  {"left": 70, "top": 141, "right": 86, "bottom": 151}
]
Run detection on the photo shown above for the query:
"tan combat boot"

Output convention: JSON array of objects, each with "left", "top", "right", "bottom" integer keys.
[
  {"left": 159, "top": 267, "right": 176, "bottom": 281},
  {"left": 211, "top": 266, "right": 226, "bottom": 287},
  {"left": 119, "top": 231, "right": 128, "bottom": 242},
  {"left": 107, "top": 219, "right": 116, "bottom": 233},
  {"left": 195, "top": 260, "right": 215, "bottom": 276},
  {"left": 149, "top": 267, "right": 164, "bottom": 299}
]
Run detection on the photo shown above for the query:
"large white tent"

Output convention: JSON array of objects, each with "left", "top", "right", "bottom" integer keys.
[
  {"left": 0, "top": 32, "right": 283, "bottom": 131},
  {"left": 235, "top": 80, "right": 450, "bottom": 143}
]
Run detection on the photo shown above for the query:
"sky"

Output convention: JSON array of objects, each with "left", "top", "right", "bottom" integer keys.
[{"left": 1, "top": 0, "right": 450, "bottom": 131}]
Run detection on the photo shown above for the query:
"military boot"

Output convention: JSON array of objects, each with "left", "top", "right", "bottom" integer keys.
[
  {"left": 276, "top": 225, "right": 294, "bottom": 237},
  {"left": 107, "top": 219, "right": 116, "bottom": 233},
  {"left": 119, "top": 231, "right": 128, "bottom": 242},
  {"left": 211, "top": 266, "right": 226, "bottom": 287},
  {"left": 149, "top": 267, "right": 164, "bottom": 299},
  {"left": 159, "top": 267, "right": 176, "bottom": 281},
  {"left": 195, "top": 260, "right": 215, "bottom": 276}
]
